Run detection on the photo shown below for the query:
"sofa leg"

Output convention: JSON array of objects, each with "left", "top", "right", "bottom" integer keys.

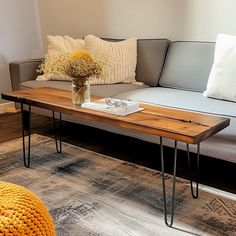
[
  {"left": 160, "top": 137, "right": 178, "bottom": 227},
  {"left": 186, "top": 143, "right": 200, "bottom": 199},
  {"left": 21, "top": 103, "right": 31, "bottom": 168},
  {"left": 52, "top": 111, "right": 62, "bottom": 154}
]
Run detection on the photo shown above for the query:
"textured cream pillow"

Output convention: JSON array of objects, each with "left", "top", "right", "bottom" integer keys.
[
  {"left": 84, "top": 34, "right": 137, "bottom": 85},
  {"left": 47, "top": 35, "right": 85, "bottom": 55}
]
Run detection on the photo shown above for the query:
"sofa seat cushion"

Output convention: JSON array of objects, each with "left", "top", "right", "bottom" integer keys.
[
  {"left": 115, "top": 87, "right": 236, "bottom": 140},
  {"left": 20, "top": 80, "right": 148, "bottom": 98}
]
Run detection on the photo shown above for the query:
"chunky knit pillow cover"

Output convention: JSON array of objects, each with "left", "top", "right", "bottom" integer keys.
[
  {"left": 0, "top": 181, "right": 55, "bottom": 235},
  {"left": 84, "top": 34, "right": 138, "bottom": 85}
]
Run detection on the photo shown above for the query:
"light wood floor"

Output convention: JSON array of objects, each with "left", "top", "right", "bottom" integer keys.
[{"left": 0, "top": 112, "right": 235, "bottom": 194}]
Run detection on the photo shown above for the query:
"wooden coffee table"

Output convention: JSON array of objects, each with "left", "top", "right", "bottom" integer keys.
[{"left": 1, "top": 87, "right": 230, "bottom": 227}]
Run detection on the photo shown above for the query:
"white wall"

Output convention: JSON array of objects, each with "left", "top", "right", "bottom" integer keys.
[
  {"left": 101, "top": 0, "right": 185, "bottom": 39},
  {"left": 38, "top": 0, "right": 110, "bottom": 50},
  {"left": 0, "top": 0, "right": 43, "bottom": 103},
  {"left": 38, "top": 0, "right": 236, "bottom": 47},
  {"left": 37, "top": 0, "right": 185, "bottom": 50},
  {"left": 182, "top": 0, "right": 236, "bottom": 41}
]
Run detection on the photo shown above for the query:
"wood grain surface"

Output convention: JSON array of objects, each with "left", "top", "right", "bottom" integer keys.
[{"left": 1, "top": 87, "right": 230, "bottom": 144}]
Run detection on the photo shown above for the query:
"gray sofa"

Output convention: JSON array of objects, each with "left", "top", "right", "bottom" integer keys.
[{"left": 9, "top": 39, "right": 236, "bottom": 164}]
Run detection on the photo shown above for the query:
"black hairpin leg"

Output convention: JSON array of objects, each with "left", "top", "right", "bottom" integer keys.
[
  {"left": 160, "top": 137, "right": 178, "bottom": 227},
  {"left": 52, "top": 111, "right": 62, "bottom": 154},
  {"left": 186, "top": 143, "right": 200, "bottom": 199},
  {"left": 21, "top": 103, "right": 31, "bottom": 168}
]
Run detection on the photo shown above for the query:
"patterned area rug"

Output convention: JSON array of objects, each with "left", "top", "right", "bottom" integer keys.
[{"left": 0, "top": 134, "right": 235, "bottom": 236}]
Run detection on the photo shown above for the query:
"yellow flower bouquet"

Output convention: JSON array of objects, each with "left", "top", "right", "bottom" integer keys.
[{"left": 39, "top": 50, "right": 103, "bottom": 104}]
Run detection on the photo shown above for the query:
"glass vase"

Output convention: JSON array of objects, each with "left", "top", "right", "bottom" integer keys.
[{"left": 72, "top": 78, "right": 90, "bottom": 105}]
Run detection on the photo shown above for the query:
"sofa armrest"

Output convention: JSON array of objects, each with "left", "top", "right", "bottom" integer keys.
[{"left": 9, "top": 58, "right": 43, "bottom": 91}]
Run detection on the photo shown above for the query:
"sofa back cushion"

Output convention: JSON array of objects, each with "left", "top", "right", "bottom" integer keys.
[
  {"left": 136, "top": 39, "right": 170, "bottom": 86},
  {"left": 159, "top": 41, "right": 215, "bottom": 92}
]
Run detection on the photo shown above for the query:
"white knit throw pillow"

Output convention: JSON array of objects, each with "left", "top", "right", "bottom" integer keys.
[{"left": 84, "top": 34, "right": 137, "bottom": 85}]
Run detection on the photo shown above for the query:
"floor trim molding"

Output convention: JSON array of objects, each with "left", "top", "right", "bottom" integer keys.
[{"left": 0, "top": 102, "right": 15, "bottom": 114}]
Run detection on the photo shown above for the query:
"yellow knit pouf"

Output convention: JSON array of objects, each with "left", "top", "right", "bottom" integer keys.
[{"left": 0, "top": 181, "right": 56, "bottom": 236}]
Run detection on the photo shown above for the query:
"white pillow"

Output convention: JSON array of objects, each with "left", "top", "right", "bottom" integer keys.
[
  {"left": 37, "top": 35, "right": 85, "bottom": 81},
  {"left": 47, "top": 35, "right": 85, "bottom": 55},
  {"left": 204, "top": 34, "right": 236, "bottom": 102},
  {"left": 84, "top": 34, "right": 137, "bottom": 85}
]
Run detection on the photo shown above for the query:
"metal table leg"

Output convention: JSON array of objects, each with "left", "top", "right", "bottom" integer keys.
[
  {"left": 186, "top": 143, "right": 200, "bottom": 199},
  {"left": 21, "top": 103, "right": 31, "bottom": 168},
  {"left": 160, "top": 137, "right": 178, "bottom": 227},
  {"left": 52, "top": 111, "right": 62, "bottom": 154}
]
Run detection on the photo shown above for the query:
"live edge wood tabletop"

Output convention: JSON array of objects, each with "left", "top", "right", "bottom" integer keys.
[{"left": 1, "top": 87, "right": 230, "bottom": 144}]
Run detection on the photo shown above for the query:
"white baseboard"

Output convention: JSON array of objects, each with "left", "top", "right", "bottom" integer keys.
[{"left": 0, "top": 102, "right": 15, "bottom": 114}]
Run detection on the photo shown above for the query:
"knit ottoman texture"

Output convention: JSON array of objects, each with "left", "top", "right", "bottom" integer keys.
[{"left": 0, "top": 181, "right": 55, "bottom": 235}]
